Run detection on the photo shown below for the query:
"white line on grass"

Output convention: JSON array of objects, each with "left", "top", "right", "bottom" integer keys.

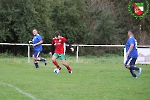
[{"left": 0, "top": 81, "right": 38, "bottom": 100}]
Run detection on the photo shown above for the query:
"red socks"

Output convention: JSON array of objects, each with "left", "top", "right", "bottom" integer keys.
[
  {"left": 66, "top": 66, "right": 72, "bottom": 73},
  {"left": 66, "top": 66, "right": 71, "bottom": 70},
  {"left": 53, "top": 61, "right": 71, "bottom": 71},
  {"left": 53, "top": 61, "right": 61, "bottom": 70}
]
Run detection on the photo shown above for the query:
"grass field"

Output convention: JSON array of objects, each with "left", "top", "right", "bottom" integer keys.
[{"left": 0, "top": 55, "right": 150, "bottom": 100}]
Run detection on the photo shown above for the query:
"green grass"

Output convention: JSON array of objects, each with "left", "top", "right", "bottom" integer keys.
[{"left": 0, "top": 55, "right": 150, "bottom": 100}]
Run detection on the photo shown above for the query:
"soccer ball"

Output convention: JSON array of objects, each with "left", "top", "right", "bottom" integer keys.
[{"left": 54, "top": 69, "right": 59, "bottom": 74}]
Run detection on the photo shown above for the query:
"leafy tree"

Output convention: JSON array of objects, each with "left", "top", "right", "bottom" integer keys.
[
  {"left": 50, "top": 0, "right": 88, "bottom": 43},
  {"left": 84, "top": 0, "right": 123, "bottom": 44},
  {"left": 0, "top": 0, "right": 52, "bottom": 43}
]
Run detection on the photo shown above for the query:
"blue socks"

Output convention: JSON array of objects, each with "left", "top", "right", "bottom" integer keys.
[
  {"left": 34, "top": 58, "right": 46, "bottom": 68},
  {"left": 129, "top": 69, "right": 136, "bottom": 77},
  {"left": 34, "top": 63, "right": 39, "bottom": 68},
  {"left": 129, "top": 65, "right": 140, "bottom": 77}
]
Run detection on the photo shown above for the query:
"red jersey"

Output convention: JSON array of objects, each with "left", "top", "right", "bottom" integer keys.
[{"left": 52, "top": 37, "right": 66, "bottom": 54}]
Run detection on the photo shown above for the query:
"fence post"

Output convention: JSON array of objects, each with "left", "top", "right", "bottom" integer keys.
[
  {"left": 28, "top": 44, "right": 30, "bottom": 63},
  {"left": 76, "top": 45, "right": 79, "bottom": 62}
]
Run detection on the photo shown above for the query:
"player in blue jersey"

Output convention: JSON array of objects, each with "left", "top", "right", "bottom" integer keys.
[
  {"left": 125, "top": 30, "right": 142, "bottom": 78},
  {"left": 29, "top": 29, "right": 47, "bottom": 68}
]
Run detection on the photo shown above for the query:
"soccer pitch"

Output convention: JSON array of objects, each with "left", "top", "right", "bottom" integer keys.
[{"left": 0, "top": 55, "right": 150, "bottom": 100}]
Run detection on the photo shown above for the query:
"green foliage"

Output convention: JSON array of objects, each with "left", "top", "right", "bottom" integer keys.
[
  {"left": 84, "top": 0, "right": 124, "bottom": 44},
  {"left": 0, "top": 0, "right": 52, "bottom": 43},
  {"left": 0, "top": 0, "right": 150, "bottom": 55},
  {"left": 78, "top": 46, "right": 123, "bottom": 56},
  {"left": 95, "top": 5, "right": 119, "bottom": 44},
  {"left": 0, "top": 52, "right": 14, "bottom": 58},
  {"left": 50, "top": 0, "right": 87, "bottom": 43}
]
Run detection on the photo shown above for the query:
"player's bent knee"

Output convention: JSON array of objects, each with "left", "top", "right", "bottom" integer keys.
[
  {"left": 52, "top": 58, "right": 56, "bottom": 62},
  {"left": 52, "top": 56, "right": 57, "bottom": 62},
  {"left": 52, "top": 58, "right": 55, "bottom": 62},
  {"left": 52, "top": 60, "right": 55, "bottom": 62}
]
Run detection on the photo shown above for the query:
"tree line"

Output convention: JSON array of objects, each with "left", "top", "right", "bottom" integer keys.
[{"left": 0, "top": 0, "right": 150, "bottom": 55}]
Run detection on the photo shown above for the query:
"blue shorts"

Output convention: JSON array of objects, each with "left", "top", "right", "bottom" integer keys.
[
  {"left": 33, "top": 51, "right": 41, "bottom": 58},
  {"left": 125, "top": 56, "right": 137, "bottom": 66}
]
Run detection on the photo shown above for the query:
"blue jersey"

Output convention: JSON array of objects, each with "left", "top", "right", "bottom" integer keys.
[
  {"left": 32, "top": 34, "right": 43, "bottom": 52},
  {"left": 125, "top": 36, "right": 138, "bottom": 58}
]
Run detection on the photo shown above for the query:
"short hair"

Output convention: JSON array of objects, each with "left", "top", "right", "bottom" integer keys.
[
  {"left": 33, "top": 29, "right": 38, "bottom": 32},
  {"left": 128, "top": 30, "right": 134, "bottom": 34},
  {"left": 55, "top": 31, "right": 60, "bottom": 37}
]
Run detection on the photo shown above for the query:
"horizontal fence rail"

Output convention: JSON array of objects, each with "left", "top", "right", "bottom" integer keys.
[
  {"left": 0, "top": 43, "right": 150, "bottom": 62},
  {"left": 0, "top": 43, "right": 150, "bottom": 47}
]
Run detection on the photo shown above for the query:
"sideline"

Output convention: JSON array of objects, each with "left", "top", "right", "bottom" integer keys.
[{"left": 0, "top": 81, "right": 38, "bottom": 100}]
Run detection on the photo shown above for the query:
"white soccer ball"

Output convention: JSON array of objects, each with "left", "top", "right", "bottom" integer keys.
[{"left": 54, "top": 69, "right": 59, "bottom": 74}]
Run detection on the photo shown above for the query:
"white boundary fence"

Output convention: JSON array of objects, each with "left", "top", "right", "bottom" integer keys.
[{"left": 0, "top": 43, "right": 150, "bottom": 64}]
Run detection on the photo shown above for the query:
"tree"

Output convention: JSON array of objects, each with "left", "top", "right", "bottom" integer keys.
[
  {"left": 50, "top": 0, "right": 88, "bottom": 43},
  {"left": 0, "top": 0, "right": 52, "bottom": 43},
  {"left": 84, "top": 0, "right": 123, "bottom": 44}
]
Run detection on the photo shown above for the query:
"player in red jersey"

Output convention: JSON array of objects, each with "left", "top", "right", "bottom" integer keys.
[{"left": 49, "top": 31, "right": 74, "bottom": 73}]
